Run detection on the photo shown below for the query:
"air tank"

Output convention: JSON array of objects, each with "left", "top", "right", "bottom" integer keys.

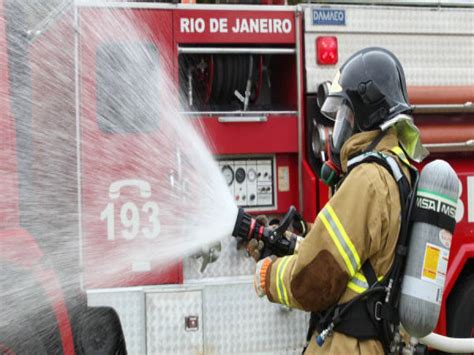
[{"left": 400, "top": 160, "right": 459, "bottom": 338}]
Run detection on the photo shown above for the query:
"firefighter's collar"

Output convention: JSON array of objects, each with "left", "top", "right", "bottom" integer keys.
[
  {"left": 380, "top": 114, "right": 429, "bottom": 163},
  {"left": 340, "top": 128, "right": 399, "bottom": 173}
]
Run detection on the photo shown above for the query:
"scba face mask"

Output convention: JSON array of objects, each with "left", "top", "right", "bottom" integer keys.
[
  {"left": 322, "top": 96, "right": 355, "bottom": 156},
  {"left": 319, "top": 95, "right": 356, "bottom": 186}
]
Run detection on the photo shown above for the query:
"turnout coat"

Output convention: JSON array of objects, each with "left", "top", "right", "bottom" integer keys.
[{"left": 262, "top": 129, "right": 411, "bottom": 354}]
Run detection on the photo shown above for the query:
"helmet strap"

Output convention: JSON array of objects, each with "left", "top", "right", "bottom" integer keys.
[{"left": 361, "top": 129, "right": 388, "bottom": 154}]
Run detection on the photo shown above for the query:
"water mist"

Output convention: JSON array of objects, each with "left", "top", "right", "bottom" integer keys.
[{"left": 1, "top": 0, "right": 238, "bottom": 351}]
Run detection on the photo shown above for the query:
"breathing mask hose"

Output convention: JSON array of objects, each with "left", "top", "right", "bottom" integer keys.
[{"left": 231, "top": 207, "right": 298, "bottom": 257}]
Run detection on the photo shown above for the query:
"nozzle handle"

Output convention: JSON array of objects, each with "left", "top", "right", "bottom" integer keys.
[{"left": 273, "top": 206, "right": 296, "bottom": 236}]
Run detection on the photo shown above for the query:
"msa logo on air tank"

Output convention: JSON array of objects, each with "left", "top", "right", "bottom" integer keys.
[
  {"left": 312, "top": 8, "right": 346, "bottom": 26},
  {"left": 416, "top": 195, "right": 457, "bottom": 218}
]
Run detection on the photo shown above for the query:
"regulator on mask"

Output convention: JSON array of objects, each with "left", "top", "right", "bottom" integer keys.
[{"left": 319, "top": 95, "right": 356, "bottom": 186}]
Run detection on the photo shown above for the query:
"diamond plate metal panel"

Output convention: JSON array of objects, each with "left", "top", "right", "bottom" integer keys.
[
  {"left": 303, "top": 5, "right": 474, "bottom": 92},
  {"left": 87, "top": 289, "right": 146, "bottom": 355},
  {"left": 183, "top": 235, "right": 255, "bottom": 281},
  {"left": 146, "top": 290, "right": 203, "bottom": 354},
  {"left": 203, "top": 282, "right": 309, "bottom": 354}
]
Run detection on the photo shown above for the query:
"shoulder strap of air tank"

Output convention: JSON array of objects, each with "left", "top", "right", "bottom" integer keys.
[
  {"left": 347, "top": 150, "right": 405, "bottom": 185},
  {"left": 346, "top": 147, "right": 413, "bottom": 284},
  {"left": 347, "top": 146, "right": 411, "bottom": 194},
  {"left": 389, "top": 146, "right": 419, "bottom": 252},
  {"left": 361, "top": 260, "right": 378, "bottom": 286}
]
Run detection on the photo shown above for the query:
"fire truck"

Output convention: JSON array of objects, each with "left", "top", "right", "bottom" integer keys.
[{"left": 0, "top": 0, "right": 473, "bottom": 354}]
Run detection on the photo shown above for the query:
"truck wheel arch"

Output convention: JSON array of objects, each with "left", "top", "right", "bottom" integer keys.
[{"left": 445, "top": 258, "right": 474, "bottom": 336}]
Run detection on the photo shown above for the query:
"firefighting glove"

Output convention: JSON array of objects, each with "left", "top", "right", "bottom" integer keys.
[
  {"left": 247, "top": 230, "right": 304, "bottom": 261},
  {"left": 254, "top": 256, "right": 275, "bottom": 298},
  {"left": 236, "top": 214, "right": 267, "bottom": 252},
  {"left": 246, "top": 215, "right": 276, "bottom": 261},
  {"left": 236, "top": 215, "right": 269, "bottom": 251},
  {"left": 247, "top": 239, "right": 265, "bottom": 261}
]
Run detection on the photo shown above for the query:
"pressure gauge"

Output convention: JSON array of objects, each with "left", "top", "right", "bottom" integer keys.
[
  {"left": 247, "top": 168, "right": 257, "bottom": 182},
  {"left": 222, "top": 165, "right": 234, "bottom": 186},
  {"left": 235, "top": 167, "right": 246, "bottom": 184}
]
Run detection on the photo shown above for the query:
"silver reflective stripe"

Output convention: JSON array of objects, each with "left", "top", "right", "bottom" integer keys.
[
  {"left": 348, "top": 272, "right": 384, "bottom": 294},
  {"left": 347, "top": 152, "right": 381, "bottom": 168},
  {"left": 350, "top": 274, "right": 369, "bottom": 289},
  {"left": 321, "top": 208, "right": 359, "bottom": 274},
  {"left": 385, "top": 156, "right": 403, "bottom": 182},
  {"left": 348, "top": 153, "right": 404, "bottom": 183}
]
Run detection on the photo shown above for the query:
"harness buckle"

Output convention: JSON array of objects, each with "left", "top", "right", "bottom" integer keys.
[{"left": 374, "top": 301, "right": 383, "bottom": 321}]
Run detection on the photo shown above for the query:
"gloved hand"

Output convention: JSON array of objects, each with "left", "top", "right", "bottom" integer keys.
[
  {"left": 247, "top": 229, "right": 304, "bottom": 261},
  {"left": 247, "top": 238, "right": 265, "bottom": 261},
  {"left": 246, "top": 215, "right": 277, "bottom": 261},
  {"left": 254, "top": 256, "right": 275, "bottom": 298},
  {"left": 241, "top": 214, "right": 305, "bottom": 261},
  {"left": 235, "top": 215, "right": 270, "bottom": 252}
]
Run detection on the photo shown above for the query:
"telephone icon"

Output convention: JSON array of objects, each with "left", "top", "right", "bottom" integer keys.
[{"left": 109, "top": 179, "right": 151, "bottom": 200}]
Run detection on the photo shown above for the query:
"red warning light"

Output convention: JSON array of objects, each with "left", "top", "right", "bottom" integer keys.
[{"left": 316, "top": 36, "right": 338, "bottom": 65}]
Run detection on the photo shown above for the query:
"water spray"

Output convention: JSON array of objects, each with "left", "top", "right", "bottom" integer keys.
[{"left": 231, "top": 205, "right": 304, "bottom": 258}]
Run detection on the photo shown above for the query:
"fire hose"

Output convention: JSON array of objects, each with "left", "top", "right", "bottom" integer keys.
[{"left": 419, "top": 333, "right": 474, "bottom": 353}]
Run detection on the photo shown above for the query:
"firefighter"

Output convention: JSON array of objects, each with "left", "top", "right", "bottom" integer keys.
[{"left": 250, "top": 47, "right": 428, "bottom": 354}]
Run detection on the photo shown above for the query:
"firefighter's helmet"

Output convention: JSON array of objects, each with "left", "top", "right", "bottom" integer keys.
[{"left": 321, "top": 47, "right": 411, "bottom": 157}]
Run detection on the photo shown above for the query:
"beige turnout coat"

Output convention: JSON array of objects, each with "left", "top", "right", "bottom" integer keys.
[{"left": 263, "top": 129, "right": 411, "bottom": 354}]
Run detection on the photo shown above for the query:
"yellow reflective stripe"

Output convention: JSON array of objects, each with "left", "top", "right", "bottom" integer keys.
[
  {"left": 320, "top": 205, "right": 361, "bottom": 276},
  {"left": 348, "top": 280, "right": 367, "bottom": 294},
  {"left": 326, "top": 205, "right": 361, "bottom": 269},
  {"left": 276, "top": 259, "right": 285, "bottom": 304},
  {"left": 391, "top": 146, "right": 410, "bottom": 167},
  {"left": 320, "top": 212, "right": 356, "bottom": 276},
  {"left": 352, "top": 271, "right": 367, "bottom": 282},
  {"left": 276, "top": 256, "right": 293, "bottom": 306},
  {"left": 348, "top": 271, "right": 369, "bottom": 293},
  {"left": 280, "top": 256, "right": 293, "bottom": 306},
  {"left": 348, "top": 271, "right": 384, "bottom": 294}
]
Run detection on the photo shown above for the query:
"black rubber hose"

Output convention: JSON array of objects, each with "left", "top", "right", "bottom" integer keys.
[
  {"left": 222, "top": 55, "right": 233, "bottom": 103},
  {"left": 232, "top": 55, "right": 239, "bottom": 102},
  {"left": 212, "top": 55, "right": 224, "bottom": 104},
  {"left": 237, "top": 55, "right": 246, "bottom": 97}
]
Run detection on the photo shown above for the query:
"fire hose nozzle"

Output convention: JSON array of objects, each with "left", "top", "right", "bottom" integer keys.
[
  {"left": 231, "top": 206, "right": 301, "bottom": 257},
  {"left": 231, "top": 207, "right": 255, "bottom": 241}
]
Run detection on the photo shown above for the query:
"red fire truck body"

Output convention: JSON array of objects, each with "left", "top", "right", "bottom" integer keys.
[{"left": 0, "top": 0, "right": 473, "bottom": 354}]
